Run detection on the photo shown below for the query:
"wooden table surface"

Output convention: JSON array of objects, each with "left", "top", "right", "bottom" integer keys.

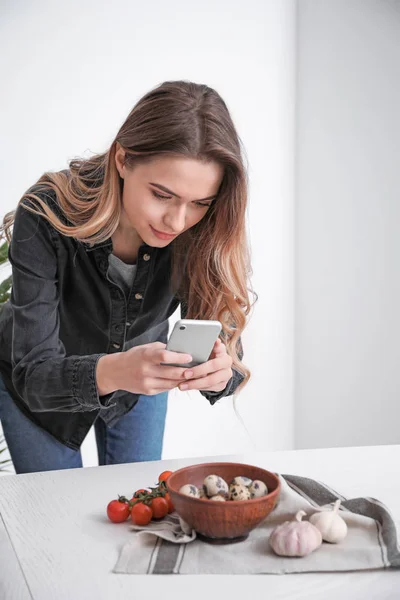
[{"left": 0, "top": 445, "right": 399, "bottom": 600}]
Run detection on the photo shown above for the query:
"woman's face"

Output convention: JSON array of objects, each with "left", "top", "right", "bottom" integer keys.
[{"left": 115, "top": 146, "right": 223, "bottom": 247}]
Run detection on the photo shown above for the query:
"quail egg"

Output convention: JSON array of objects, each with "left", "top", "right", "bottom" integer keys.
[
  {"left": 179, "top": 484, "right": 200, "bottom": 498},
  {"left": 203, "top": 474, "right": 229, "bottom": 498},
  {"left": 231, "top": 476, "right": 253, "bottom": 487},
  {"left": 198, "top": 486, "right": 207, "bottom": 499},
  {"left": 229, "top": 483, "right": 251, "bottom": 501},
  {"left": 249, "top": 480, "right": 268, "bottom": 498}
]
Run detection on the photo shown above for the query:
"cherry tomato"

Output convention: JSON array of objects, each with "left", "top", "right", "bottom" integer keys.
[
  {"left": 131, "top": 502, "right": 153, "bottom": 526},
  {"left": 132, "top": 488, "right": 149, "bottom": 499},
  {"left": 107, "top": 499, "right": 130, "bottom": 523},
  {"left": 164, "top": 492, "right": 175, "bottom": 514},
  {"left": 150, "top": 496, "right": 169, "bottom": 519},
  {"left": 158, "top": 470, "right": 173, "bottom": 483}
]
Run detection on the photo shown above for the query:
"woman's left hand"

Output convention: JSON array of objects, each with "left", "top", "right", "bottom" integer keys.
[{"left": 178, "top": 338, "right": 233, "bottom": 393}]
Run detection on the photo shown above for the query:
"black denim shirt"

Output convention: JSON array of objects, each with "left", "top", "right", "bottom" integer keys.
[{"left": 0, "top": 191, "right": 244, "bottom": 450}]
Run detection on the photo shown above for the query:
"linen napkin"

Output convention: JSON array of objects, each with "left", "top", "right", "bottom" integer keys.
[{"left": 113, "top": 473, "right": 400, "bottom": 575}]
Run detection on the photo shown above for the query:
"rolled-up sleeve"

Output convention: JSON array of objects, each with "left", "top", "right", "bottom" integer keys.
[
  {"left": 10, "top": 203, "right": 107, "bottom": 412},
  {"left": 200, "top": 366, "right": 245, "bottom": 405}
]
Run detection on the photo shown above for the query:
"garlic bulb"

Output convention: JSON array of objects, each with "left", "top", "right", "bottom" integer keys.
[
  {"left": 309, "top": 499, "right": 348, "bottom": 543},
  {"left": 270, "top": 510, "right": 322, "bottom": 557}
]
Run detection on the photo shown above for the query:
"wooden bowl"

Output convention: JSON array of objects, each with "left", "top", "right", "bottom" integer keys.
[{"left": 166, "top": 462, "right": 280, "bottom": 543}]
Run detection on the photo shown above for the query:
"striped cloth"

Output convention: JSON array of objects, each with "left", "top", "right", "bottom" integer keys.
[{"left": 113, "top": 474, "right": 400, "bottom": 575}]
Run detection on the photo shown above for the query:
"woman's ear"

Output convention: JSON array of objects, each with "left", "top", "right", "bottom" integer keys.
[{"left": 114, "top": 143, "right": 126, "bottom": 178}]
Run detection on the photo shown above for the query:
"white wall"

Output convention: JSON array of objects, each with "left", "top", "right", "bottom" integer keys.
[
  {"left": 295, "top": 0, "right": 400, "bottom": 448},
  {"left": 0, "top": 0, "right": 296, "bottom": 467}
]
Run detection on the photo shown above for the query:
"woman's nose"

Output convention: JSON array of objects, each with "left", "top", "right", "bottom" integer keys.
[{"left": 164, "top": 207, "right": 186, "bottom": 233}]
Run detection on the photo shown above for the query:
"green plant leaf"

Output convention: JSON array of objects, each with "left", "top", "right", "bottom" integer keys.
[
  {"left": 0, "top": 275, "right": 12, "bottom": 305},
  {"left": 0, "top": 241, "right": 9, "bottom": 266}
]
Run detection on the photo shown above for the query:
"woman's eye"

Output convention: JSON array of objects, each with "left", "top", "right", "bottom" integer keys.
[
  {"left": 153, "top": 191, "right": 172, "bottom": 200},
  {"left": 152, "top": 189, "right": 211, "bottom": 207}
]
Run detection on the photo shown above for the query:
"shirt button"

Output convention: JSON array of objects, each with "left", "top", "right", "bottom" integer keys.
[
  {"left": 134, "top": 293, "right": 143, "bottom": 300},
  {"left": 112, "top": 343, "right": 121, "bottom": 349},
  {"left": 143, "top": 253, "right": 151, "bottom": 261},
  {"left": 125, "top": 321, "right": 132, "bottom": 327}
]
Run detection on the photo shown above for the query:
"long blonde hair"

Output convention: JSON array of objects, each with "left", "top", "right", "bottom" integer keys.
[{"left": 2, "top": 80, "right": 255, "bottom": 387}]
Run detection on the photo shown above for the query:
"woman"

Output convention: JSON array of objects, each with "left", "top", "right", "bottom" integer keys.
[{"left": 0, "top": 80, "right": 253, "bottom": 474}]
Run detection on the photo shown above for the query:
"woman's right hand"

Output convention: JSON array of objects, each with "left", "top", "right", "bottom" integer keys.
[{"left": 96, "top": 342, "right": 193, "bottom": 397}]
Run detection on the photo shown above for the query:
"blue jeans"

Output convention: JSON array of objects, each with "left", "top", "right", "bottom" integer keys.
[{"left": 0, "top": 375, "right": 168, "bottom": 474}]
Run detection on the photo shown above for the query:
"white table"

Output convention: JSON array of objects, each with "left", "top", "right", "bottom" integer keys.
[{"left": 0, "top": 445, "right": 399, "bottom": 600}]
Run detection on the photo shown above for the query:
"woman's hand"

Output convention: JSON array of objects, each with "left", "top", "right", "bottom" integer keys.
[
  {"left": 178, "top": 338, "right": 233, "bottom": 393},
  {"left": 96, "top": 342, "right": 193, "bottom": 396}
]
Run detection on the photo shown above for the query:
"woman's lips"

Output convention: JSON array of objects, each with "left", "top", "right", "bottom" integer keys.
[{"left": 150, "top": 225, "right": 177, "bottom": 241}]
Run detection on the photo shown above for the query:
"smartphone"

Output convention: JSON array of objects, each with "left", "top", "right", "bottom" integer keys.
[{"left": 164, "top": 319, "right": 222, "bottom": 368}]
